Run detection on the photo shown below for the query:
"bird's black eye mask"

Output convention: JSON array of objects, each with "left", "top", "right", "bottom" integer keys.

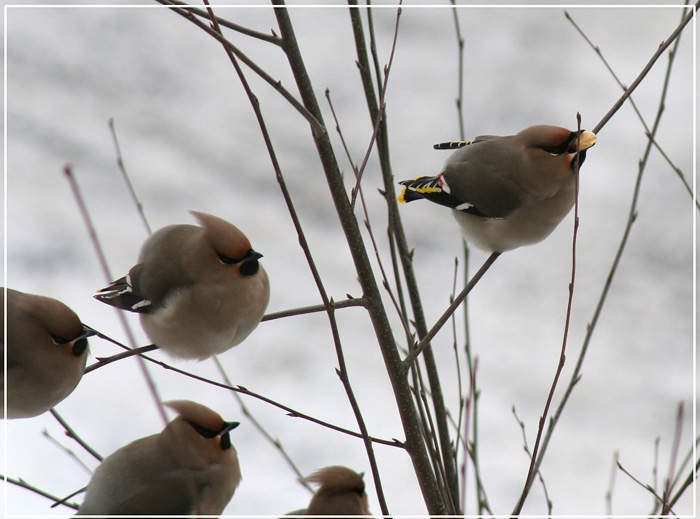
[
  {"left": 51, "top": 334, "right": 70, "bottom": 345},
  {"left": 217, "top": 249, "right": 262, "bottom": 276},
  {"left": 540, "top": 131, "right": 579, "bottom": 155},
  {"left": 51, "top": 326, "right": 94, "bottom": 356},
  {"left": 540, "top": 130, "right": 589, "bottom": 170},
  {"left": 72, "top": 338, "right": 89, "bottom": 357},
  {"left": 188, "top": 420, "right": 239, "bottom": 451},
  {"left": 353, "top": 472, "right": 366, "bottom": 497}
]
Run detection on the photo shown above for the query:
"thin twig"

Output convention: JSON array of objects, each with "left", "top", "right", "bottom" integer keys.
[
  {"left": 667, "top": 439, "right": 700, "bottom": 509},
  {"left": 156, "top": 0, "right": 324, "bottom": 136},
  {"left": 96, "top": 334, "right": 403, "bottom": 448},
  {"left": 402, "top": 251, "right": 500, "bottom": 371},
  {"left": 459, "top": 353, "right": 474, "bottom": 514},
  {"left": 616, "top": 460, "right": 671, "bottom": 511},
  {"left": 408, "top": 340, "right": 455, "bottom": 511},
  {"left": 2, "top": 475, "right": 80, "bottom": 511},
  {"left": 643, "top": 130, "right": 698, "bottom": 210},
  {"left": 512, "top": 113, "right": 583, "bottom": 515},
  {"left": 653, "top": 436, "right": 661, "bottom": 503},
  {"left": 408, "top": 366, "right": 446, "bottom": 502},
  {"left": 160, "top": 0, "right": 282, "bottom": 44},
  {"left": 50, "top": 486, "right": 88, "bottom": 509},
  {"left": 605, "top": 450, "right": 619, "bottom": 515},
  {"left": 262, "top": 297, "right": 368, "bottom": 321},
  {"left": 661, "top": 402, "right": 685, "bottom": 514},
  {"left": 86, "top": 314, "right": 404, "bottom": 449},
  {"left": 469, "top": 359, "right": 491, "bottom": 514},
  {"left": 63, "top": 165, "right": 169, "bottom": 427},
  {"left": 511, "top": 407, "right": 552, "bottom": 514},
  {"left": 449, "top": 0, "right": 466, "bottom": 141},
  {"left": 350, "top": 4, "right": 462, "bottom": 510},
  {"left": 212, "top": 356, "right": 314, "bottom": 494},
  {"left": 565, "top": 8, "right": 698, "bottom": 210},
  {"left": 346, "top": 3, "right": 452, "bottom": 512},
  {"left": 592, "top": 1, "right": 698, "bottom": 135},
  {"left": 449, "top": 257, "right": 464, "bottom": 468},
  {"left": 41, "top": 429, "right": 93, "bottom": 475},
  {"left": 325, "top": 89, "right": 413, "bottom": 339},
  {"left": 50, "top": 409, "right": 103, "bottom": 463},
  {"left": 349, "top": 3, "right": 402, "bottom": 210},
  {"left": 448, "top": 3, "right": 484, "bottom": 511},
  {"left": 84, "top": 344, "right": 159, "bottom": 374},
  {"left": 109, "top": 118, "right": 151, "bottom": 234},
  {"left": 667, "top": 432, "right": 699, "bottom": 496},
  {"left": 85, "top": 298, "right": 371, "bottom": 374},
  {"left": 530, "top": 3, "right": 691, "bottom": 482},
  {"left": 203, "top": 2, "right": 390, "bottom": 512},
  {"left": 418, "top": 385, "right": 456, "bottom": 514},
  {"left": 271, "top": 1, "right": 444, "bottom": 512}
]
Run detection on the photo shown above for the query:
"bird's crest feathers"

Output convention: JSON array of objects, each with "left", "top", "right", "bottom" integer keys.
[
  {"left": 165, "top": 400, "right": 227, "bottom": 433},
  {"left": 303, "top": 465, "right": 365, "bottom": 494},
  {"left": 190, "top": 211, "right": 252, "bottom": 263}
]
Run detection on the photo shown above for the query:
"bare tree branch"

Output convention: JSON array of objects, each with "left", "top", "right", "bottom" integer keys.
[
  {"left": 262, "top": 297, "right": 369, "bottom": 322},
  {"left": 160, "top": 0, "right": 282, "bottom": 44},
  {"left": 530, "top": 3, "right": 691, "bottom": 484},
  {"left": 270, "top": 2, "right": 445, "bottom": 513},
  {"left": 512, "top": 113, "right": 584, "bottom": 515},
  {"left": 64, "top": 164, "right": 169, "bottom": 427},
  {"left": 203, "top": 1, "right": 392, "bottom": 512},
  {"left": 2, "top": 475, "right": 81, "bottom": 511},
  {"left": 402, "top": 251, "right": 500, "bottom": 370},
  {"left": 50, "top": 409, "right": 103, "bottom": 463},
  {"left": 592, "top": 1, "right": 698, "bottom": 134},
  {"left": 155, "top": 0, "right": 325, "bottom": 136},
  {"left": 346, "top": 4, "right": 468, "bottom": 511},
  {"left": 212, "top": 357, "right": 315, "bottom": 494},
  {"left": 565, "top": 8, "right": 698, "bottom": 210}
]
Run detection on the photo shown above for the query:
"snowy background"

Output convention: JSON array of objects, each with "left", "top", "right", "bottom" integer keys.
[{"left": 3, "top": 1, "right": 696, "bottom": 517}]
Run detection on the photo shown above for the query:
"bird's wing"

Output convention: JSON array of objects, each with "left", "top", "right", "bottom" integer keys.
[
  {"left": 93, "top": 266, "right": 153, "bottom": 314},
  {"left": 441, "top": 157, "right": 524, "bottom": 218},
  {"left": 103, "top": 471, "right": 199, "bottom": 515}
]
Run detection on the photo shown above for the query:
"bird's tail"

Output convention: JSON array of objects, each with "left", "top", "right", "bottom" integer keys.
[
  {"left": 94, "top": 275, "right": 152, "bottom": 313},
  {"left": 397, "top": 176, "right": 443, "bottom": 204}
]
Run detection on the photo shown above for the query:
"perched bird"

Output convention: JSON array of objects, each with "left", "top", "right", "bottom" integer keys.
[
  {"left": 398, "top": 125, "right": 597, "bottom": 252},
  {"left": 287, "top": 466, "right": 371, "bottom": 516},
  {"left": 95, "top": 211, "right": 270, "bottom": 360},
  {"left": 77, "top": 400, "right": 241, "bottom": 515},
  {"left": 1, "top": 288, "right": 94, "bottom": 419}
]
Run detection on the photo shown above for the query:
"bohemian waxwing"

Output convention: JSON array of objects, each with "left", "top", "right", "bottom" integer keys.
[
  {"left": 94, "top": 211, "right": 270, "bottom": 360},
  {"left": 398, "top": 125, "right": 597, "bottom": 252},
  {"left": 77, "top": 400, "right": 241, "bottom": 515},
  {"left": 292, "top": 466, "right": 371, "bottom": 516},
  {"left": 1, "top": 288, "right": 95, "bottom": 419}
]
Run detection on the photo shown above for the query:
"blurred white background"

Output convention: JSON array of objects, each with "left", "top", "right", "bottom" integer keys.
[{"left": 3, "top": 1, "right": 696, "bottom": 516}]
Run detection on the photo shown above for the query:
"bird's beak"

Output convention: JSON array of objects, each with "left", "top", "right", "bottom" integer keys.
[
  {"left": 219, "top": 421, "right": 240, "bottom": 451},
  {"left": 76, "top": 325, "right": 98, "bottom": 341},
  {"left": 240, "top": 250, "right": 263, "bottom": 264},
  {"left": 219, "top": 421, "right": 241, "bottom": 435},
  {"left": 73, "top": 326, "right": 97, "bottom": 356},
  {"left": 569, "top": 131, "right": 597, "bottom": 153}
]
